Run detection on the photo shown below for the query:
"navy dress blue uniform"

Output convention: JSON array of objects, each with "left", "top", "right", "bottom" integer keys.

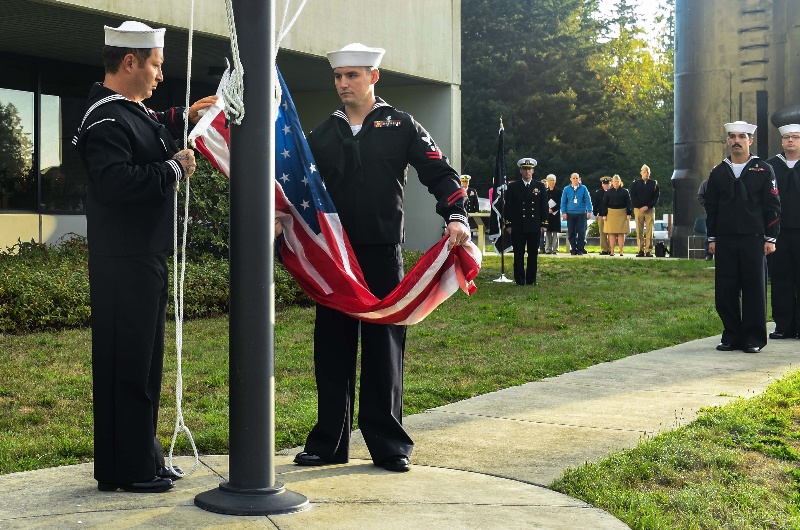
[
  {"left": 505, "top": 178, "right": 547, "bottom": 284},
  {"left": 75, "top": 83, "right": 187, "bottom": 485},
  {"left": 304, "top": 98, "right": 467, "bottom": 465},
  {"left": 705, "top": 156, "right": 780, "bottom": 349},
  {"left": 465, "top": 187, "right": 480, "bottom": 213},
  {"left": 766, "top": 153, "right": 800, "bottom": 337}
]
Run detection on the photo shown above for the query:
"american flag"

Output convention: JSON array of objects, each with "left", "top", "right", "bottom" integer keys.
[{"left": 189, "top": 67, "right": 480, "bottom": 325}]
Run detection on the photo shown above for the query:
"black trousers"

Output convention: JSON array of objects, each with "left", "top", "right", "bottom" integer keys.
[
  {"left": 512, "top": 230, "right": 541, "bottom": 285},
  {"left": 715, "top": 235, "right": 768, "bottom": 348},
  {"left": 89, "top": 252, "right": 168, "bottom": 484},
  {"left": 304, "top": 244, "right": 413, "bottom": 464},
  {"left": 770, "top": 230, "right": 800, "bottom": 336}
]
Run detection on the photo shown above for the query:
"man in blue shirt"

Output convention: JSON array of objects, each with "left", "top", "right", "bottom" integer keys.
[{"left": 560, "top": 173, "right": 593, "bottom": 255}]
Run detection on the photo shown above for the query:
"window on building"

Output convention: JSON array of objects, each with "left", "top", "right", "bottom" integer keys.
[
  {"left": 39, "top": 95, "right": 88, "bottom": 212},
  {"left": 0, "top": 54, "right": 95, "bottom": 214},
  {"left": 0, "top": 88, "right": 35, "bottom": 210}
]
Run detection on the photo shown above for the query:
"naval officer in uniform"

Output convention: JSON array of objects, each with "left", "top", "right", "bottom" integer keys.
[
  {"left": 505, "top": 157, "right": 547, "bottom": 285},
  {"left": 461, "top": 174, "right": 480, "bottom": 213}
]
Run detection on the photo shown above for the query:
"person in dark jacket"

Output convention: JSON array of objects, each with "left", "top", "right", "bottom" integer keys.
[
  {"left": 504, "top": 157, "right": 547, "bottom": 285},
  {"left": 593, "top": 176, "right": 611, "bottom": 254},
  {"left": 292, "top": 43, "right": 469, "bottom": 473},
  {"left": 75, "top": 21, "right": 216, "bottom": 493},
  {"left": 543, "top": 174, "right": 562, "bottom": 254},
  {"left": 601, "top": 174, "right": 632, "bottom": 256},
  {"left": 705, "top": 121, "right": 780, "bottom": 353},
  {"left": 629, "top": 164, "right": 660, "bottom": 257},
  {"left": 461, "top": 174, "right": 480, "bottom": 213},
  {"left": 697, "top": 179, "right": 713, "bottom": 260},
  {"left": 766, "top": 123, "right": 800, "bottom": 339}
]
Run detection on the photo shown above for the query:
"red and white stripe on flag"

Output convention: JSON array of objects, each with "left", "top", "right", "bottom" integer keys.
[{"left": 189, "top": 70, "right": 481, "bottom": 325}]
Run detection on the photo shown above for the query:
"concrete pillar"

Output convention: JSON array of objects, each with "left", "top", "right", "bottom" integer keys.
[{"left": 672, "top": 0, "right": 800, "bottom": 257}]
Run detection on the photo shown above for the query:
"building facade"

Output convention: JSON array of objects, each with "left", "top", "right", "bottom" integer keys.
[{"left": 0, "top": 0, "right": 462, "bottom": 251}]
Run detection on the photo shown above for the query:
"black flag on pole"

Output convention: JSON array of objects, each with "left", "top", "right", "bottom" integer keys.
[{"left": 489, "top": 119, "right": 511, "bottom": 254}]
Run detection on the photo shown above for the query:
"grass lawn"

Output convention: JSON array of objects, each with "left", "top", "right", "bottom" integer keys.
[
  {"left": 1, "top": 254, "right": 718, "bottom": 472},
  {"left": 552, "top": 369, "right": 800, "bottom": 529},
  {"left": 8, "top": 253, "right": 797, "bottom": 527}
]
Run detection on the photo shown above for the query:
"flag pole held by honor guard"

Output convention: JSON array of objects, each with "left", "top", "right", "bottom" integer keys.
[
  {"left": 194, "top": 0, "right": 308, "bottom": 515},
  {"left": 493, "top": 117, "right": 513, "bottom": 283}
]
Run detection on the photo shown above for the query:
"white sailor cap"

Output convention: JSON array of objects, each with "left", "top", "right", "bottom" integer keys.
[
  {"left": 104, "top": 21, "right": 165, "bottom": 49},
  {"left": 778, "top": 124, "right": 800, "bottom": 136},
  {"left": 327, "top": 43, "right": 385, "bottom": 69},
  {"left": 724, "top": 120, "right": 757, "bottom": 135},
  {"left": 460, "top": 174, "right": 471, "bottom": 181},
  {"left": 517, "top": 157, "right": 537, "bottom": 168}
]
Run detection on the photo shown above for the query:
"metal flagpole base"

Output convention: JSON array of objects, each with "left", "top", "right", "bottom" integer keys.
[
  {"left": 493, "top": 274, "right": 514, "bottom": 283},
  {"left": 195, "top": 481, "right": 309, "bottom": 516}
]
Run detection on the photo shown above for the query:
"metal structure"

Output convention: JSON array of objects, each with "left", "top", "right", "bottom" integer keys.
[
  {"left": 194, "top": 0, "right": 308, "bottom": 515},
  {"left": 672, "top": 0, "right": 800, "bottom": 257}
]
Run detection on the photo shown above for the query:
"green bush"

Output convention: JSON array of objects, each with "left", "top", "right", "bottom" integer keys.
[
  {"left": 0, "top": 233, "right": 424, "bottom": 333},
  {"left": 0, "top": 237, "right": 316, "bottom": 333},
  {"left": 0, "top": 238, "right": 91, "bottom": 333},
  {"left": 181, "top": 157, "right": 230, "bottom": 258}
]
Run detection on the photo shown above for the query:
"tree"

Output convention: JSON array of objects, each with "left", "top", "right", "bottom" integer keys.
[
  {"left": 0, "top": 102, "right": 34, "bottom": 207},
  {"left": 461, "top": 0, "right": 611, "bottom": 194},
  {"left": 588, "top": 0, "right": 675, "bottom": 205},
  {"left": 461, "top": 0, "right": 676, "bottom": 207}
]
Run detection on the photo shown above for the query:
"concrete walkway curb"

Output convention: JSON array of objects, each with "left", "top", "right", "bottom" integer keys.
[{"left": 1, "top": 329, "right": 795, "bottom": 529}]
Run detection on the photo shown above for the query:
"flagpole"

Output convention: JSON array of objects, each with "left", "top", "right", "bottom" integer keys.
[
  {"left": 493, "top": 117, "right": 513, "bottom": 283},
  {"left": 195, "top": 0, "right": 307, "bottom": 515}
]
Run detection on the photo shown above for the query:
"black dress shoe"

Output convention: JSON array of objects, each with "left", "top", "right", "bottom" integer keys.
[
  {"left": 157, "top": 465, "right": 184, "bottom": 480},
  {"left": 743, "top": 345, "right": 762, "bottom": 354},
  {"left": 97, "top": 477, "right": 173, "bottom": 493},
  {"left": 293, "top": 451, "right": 338, "bottom": 466},
  {"left": 716, "top": 342, "right": 735, "bottom": 351},
  {"left": 769, "top": 332, "right": 794, "bottom": 339},
  {"left": 377, "top": 455, "right": 410, "bottom": 472}
]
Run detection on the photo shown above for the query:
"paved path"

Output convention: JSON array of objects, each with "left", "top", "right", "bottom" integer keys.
[{"left": 1, "top": 328, "right": 796, "bottom": 529}]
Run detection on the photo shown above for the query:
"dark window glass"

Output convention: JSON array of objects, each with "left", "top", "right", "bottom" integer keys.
[{"left": 40, "top": 95, "right": 87, "bottom": 212}]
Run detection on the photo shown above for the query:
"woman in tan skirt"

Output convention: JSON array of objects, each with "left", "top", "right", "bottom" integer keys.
[{"left": 601, "top": 174, "right": 632, "bottom": 256}]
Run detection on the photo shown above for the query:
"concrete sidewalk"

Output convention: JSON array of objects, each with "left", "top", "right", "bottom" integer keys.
[{"left": 1, "top": 329, "right": 796, "bottom": 529}]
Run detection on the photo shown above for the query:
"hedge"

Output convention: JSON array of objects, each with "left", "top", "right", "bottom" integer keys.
[
  {"left": 0, "top": 237, "right": 311, "bottom": 334},
  {"left": 1, "top": 235, "right": 425, "bottom": 334}
]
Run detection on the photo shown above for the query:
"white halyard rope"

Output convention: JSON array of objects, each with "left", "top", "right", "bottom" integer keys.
[
  {"left": 276, "top": 0, "right": 309, "bottom": 58},
  {"left": 221, "top": 0, "right": 245, "bottom": 125},
  {"left": 166, "top": 0, "right": 306, "bottom": 479},
  {"left": 169, "top": 0, "right": 199, "bottom": 478}
]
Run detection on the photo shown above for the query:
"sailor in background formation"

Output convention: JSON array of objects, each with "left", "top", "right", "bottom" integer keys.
[
  {"left": 704, "top": 121, "right": 780, "bottom": 354},
  {"left": 766, "top": 123, "right": 800, "bottom": 340}
]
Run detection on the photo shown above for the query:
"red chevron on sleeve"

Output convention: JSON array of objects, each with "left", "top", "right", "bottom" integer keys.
[
  {"left": 447, "top": 188, "right": 467, "bottom": 205},
  {"left": 426, "top": 150, "right": 443, "bottom": 160}
]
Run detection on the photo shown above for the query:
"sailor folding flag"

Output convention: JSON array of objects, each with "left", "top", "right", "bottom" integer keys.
[{"left": 189, "top": 67, "right": 480, "bottom": 325}]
